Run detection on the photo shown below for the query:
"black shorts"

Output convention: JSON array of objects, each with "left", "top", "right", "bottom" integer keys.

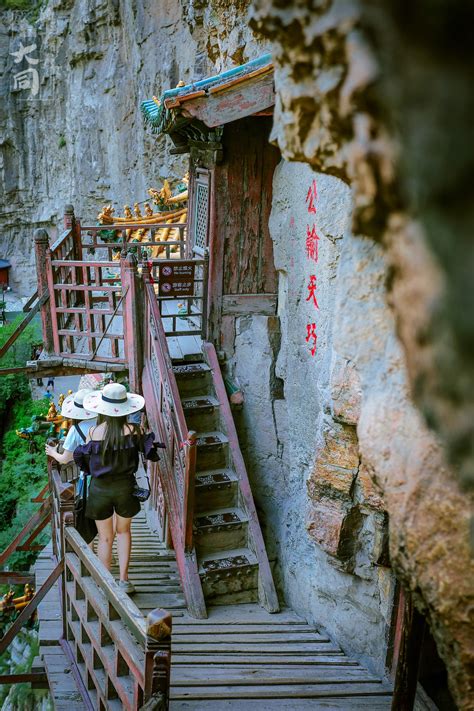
[{"left": 86, "top": 476, "right": 141, "bottom": 521}]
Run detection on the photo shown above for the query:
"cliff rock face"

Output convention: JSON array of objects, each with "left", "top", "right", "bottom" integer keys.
[
  {"left": 250, "top": 0, "right": 474, "bottom": 706},
  {"left": 1, "top": 0, "right": 473, "bottom": 706},
  {"left": 0, "top": 0, "right": 265, "bottom": 293}
]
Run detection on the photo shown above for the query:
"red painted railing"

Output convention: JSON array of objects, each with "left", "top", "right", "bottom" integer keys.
[
  {"left": 79, "top": 223, "right": 187, "bottom": 261},
  {"left": 141, "top": 268, "right": 206, "bottom": 618}
]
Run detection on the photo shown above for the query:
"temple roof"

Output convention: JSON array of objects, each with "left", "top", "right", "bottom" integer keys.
[{"left": 141, "top": 53, "right": 274, "bottom": 136}]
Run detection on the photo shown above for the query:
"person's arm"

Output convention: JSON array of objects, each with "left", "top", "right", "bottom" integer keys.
[
  {"left": 45, "top": 443, "right": 74, "bottom": 464},
  {"left": 141, "top": 431, "right": 165, "bottom": 461}
]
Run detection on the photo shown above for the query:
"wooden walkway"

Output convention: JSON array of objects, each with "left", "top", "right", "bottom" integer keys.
[{"left": 35, "top": 511, "right": 392, "bottom": 710}]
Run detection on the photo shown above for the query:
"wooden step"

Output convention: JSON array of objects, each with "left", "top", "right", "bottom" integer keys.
[
  {"left": 194, "top": 507, "right": 248, "bottom": 553},
  {"left": 184, "top": 395, "right": 221, "bottom": 430},
  {"left": 196, "top": 431, "right": 229, "bottom": 469},
  {"left": 195, "top": 469, "right": 239, "bottom": 512},
  {"left": 182, "top": 395, "right": 219, "bottom": 414},
  {"left": 198, "top": 548, "right": 258, "bottom": 602},
  {"left": 173, "top": 362, "right": 212, "bottom": 395}
]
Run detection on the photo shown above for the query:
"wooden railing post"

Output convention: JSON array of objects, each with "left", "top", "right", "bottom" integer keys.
[
  {"left": 63, "top": 203, "right": 74, "bottom": 231},
  {"left": 143, "top": 609, "right": 172, "bottom": 710},
  {"left": 183, "top": 431, "right": 197, "bottom": 552},
  {"left": 390, "top": 588, "right": 426, "bottom": 711},
  {"left": 34, "top": 229, "right": 54, "bottom": 355},
  {"left": 121, "top": 251, "right": 144, "bottom": 394},
  {"left": 64, "top": 203, "right": 83, "bottom": 262}
]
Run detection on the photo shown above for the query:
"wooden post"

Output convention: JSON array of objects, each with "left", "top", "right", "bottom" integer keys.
[
  {"left": 34, "top": 229, "right": 55, "bottom": 355},
  {"left": 143, "top": 608, "right": 172, "bottom": 710},
  {"left": 391, "top": 588, "right": 426, "bottom": 711},
  {"left": 121, "top": 252, "right": 144, "bottom": 394},
  {"left": 64, "top": 204, "right": 83, "bottom": 262},
  {"left": 63, "top": 203, "right": 74, "bottom": 231},
  {"left": 183, "top": 431, "right": 197, "bottom": 552},
  {"left": 201, "top": 250, "right": 210, "bottom": 342}
]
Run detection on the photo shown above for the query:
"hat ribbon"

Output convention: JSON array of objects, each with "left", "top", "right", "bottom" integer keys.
[{"left": 102, "top": 394, "right": 128, "bottom": 404}]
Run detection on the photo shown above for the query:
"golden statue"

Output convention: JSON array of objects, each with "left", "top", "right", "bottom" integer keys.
[
  {"left": 98, "top": 205, "right": 114, "bottom": 223},
  {"left": 97, "top": 176, "right": 189, "bottom": 257},
  {"left": 46, "top": 403, "right": 57, "bottom": 421}
]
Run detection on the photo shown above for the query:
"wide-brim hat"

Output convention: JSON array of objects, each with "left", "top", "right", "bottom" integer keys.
[
  {"left": 83, "top": 383, "right": 145, "bottom": 417},
  {"left": 61, "top": 389, "right": 95, "bottom": 420}
]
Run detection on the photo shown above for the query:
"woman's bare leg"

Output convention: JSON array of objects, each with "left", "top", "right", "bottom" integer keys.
[
  {"left": 115, "top": 514, "right": 132, "bottom": 582},
  {"left": 96, "top": 517, "right": 114, "bottom": 570}
]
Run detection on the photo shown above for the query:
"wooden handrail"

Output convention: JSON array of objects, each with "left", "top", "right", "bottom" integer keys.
[
  {"left": 0, "top": 559, "right": 64, "bottom": 656},
  {"left": 145, "top": 279, "right": 189, "bottom": 445},
  {"left": 64, "top": 527, "right": 172, "bottom": 708},
  {"left": 0, "top": 497, "right": 51, "bottom": 565},
  {"left": 65, "top": 527, "right": 146, "bottom": 644},
  {"left": 81, "top": 223, "right": 186, "bottom": 231},
  {"left": 49, "top": 228, "right": 73, "bottom": 254},
  {"left": 203, "top": 341, "right": 280, "bottom": 613},
  {"left": 183, "top": 431, "right": 197, "bottom": 552},
  {"left": 22, "top": 290, "right": 38, "bottom": 312},
  {"left": 142, "top": 265, "right": 206, "bottom": 617},
  {"left": 0, "top": 292, "right": 49, "bottom": 360}
]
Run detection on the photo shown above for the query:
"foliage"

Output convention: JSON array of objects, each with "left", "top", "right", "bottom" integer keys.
[
  {"left": 0, "top": 318, "right": 51, "bottom": 707},
  {"left": 0, "top": 398, "right": 49, "bottom": 560},
  {"left": 0, "top": 316, "right": 42, "bottom": 423},
  {"left": 0, "top": 626, "right": 52, "bottom": 710},
  {"left": 0, "top": 0, "right": 44, "bottom": 20},
  {"left": 58, "top": 135, "right": 66, "bottom": 149}
]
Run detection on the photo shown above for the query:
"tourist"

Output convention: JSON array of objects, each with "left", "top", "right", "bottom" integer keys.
[
  {"left": 72, "top": 383, "right": 160, "bottom": 595},
  {"left": 46, "top": 376, "right": 55, "bottom": 393},
  {"left": 45, "top": 389, "right": 96, "bottom": 465},
  {"left": 35, "top": 348, "right": 43, "bottom": 386}
]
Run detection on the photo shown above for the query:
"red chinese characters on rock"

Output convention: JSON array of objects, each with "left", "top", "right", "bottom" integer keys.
[
  {"left": 306, "top": 224, "right": 320, "bottom": 263},
  {"left": 304, "top": 179, "right": 320, "bottom": 357},
  {"left": 306, "top": 274, "right": 319, "bottom": 309},
  {"left": 306, "top": 323, "right": 318, "bottom": 357},
  {"left": 306, "top": 180, "right": 317, "bottom": 214}
]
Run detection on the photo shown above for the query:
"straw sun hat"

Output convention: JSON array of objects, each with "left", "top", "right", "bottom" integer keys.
[
  {"left": 83, "top": 383, "right": 145, "bottom": 417},
  {"left": 60, "top": 389, "right": 95, "bottom": 420}
]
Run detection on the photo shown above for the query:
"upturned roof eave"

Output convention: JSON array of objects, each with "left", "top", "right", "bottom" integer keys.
[{"left": 141, "top": 53, "right": 274, "bottom": 135}]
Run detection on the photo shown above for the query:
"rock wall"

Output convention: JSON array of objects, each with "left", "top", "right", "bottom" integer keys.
[
  {"left": 250, "top": 0, "right": 474, "bottom": 707},
  {"left": 220, "top": 163, "right": 396, "bottom": 672},
  {"left": 2, "top": 0, "right": 473, "bottom": 705},
  {"left": 0, "top": 0, "right": 266, "bottom": 293}
]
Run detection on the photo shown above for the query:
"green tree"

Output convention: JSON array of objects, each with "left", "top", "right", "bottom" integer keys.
[{"left": 0, "top": 316, "right": 42, "bottom": 423}]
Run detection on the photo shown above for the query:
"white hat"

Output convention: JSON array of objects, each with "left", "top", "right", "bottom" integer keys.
[
  {"left": 61, "top": 389, "right": 95, "bottom": 420},
  {"left": 83, "top": 383, "right": 145, "bottom": 417}
]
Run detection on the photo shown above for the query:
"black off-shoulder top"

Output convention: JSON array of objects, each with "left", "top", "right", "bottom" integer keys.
[{"left": 73, "top": 431, "right": 162, "bottom": 480}]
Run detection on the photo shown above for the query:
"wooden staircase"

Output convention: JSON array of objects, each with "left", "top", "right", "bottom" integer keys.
[
  {"left": 36, "top": 515, "right": 393, "bottom": 710},
  {"left": 172, "top": 344, "right": 279, "bottom": 613}
]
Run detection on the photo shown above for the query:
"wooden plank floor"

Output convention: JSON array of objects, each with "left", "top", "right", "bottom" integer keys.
[
  {"left": 35, "top": 545, "right": 90, "bottom": 710},
  {"left": 36, "top": 513, "right": 392, "bottom": 709},
  {"left": 120, "top": 513, "right": 393, "bottom": 710},
  {"left": 161, "top": 298, "right": 203, "bottom": 361}
]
